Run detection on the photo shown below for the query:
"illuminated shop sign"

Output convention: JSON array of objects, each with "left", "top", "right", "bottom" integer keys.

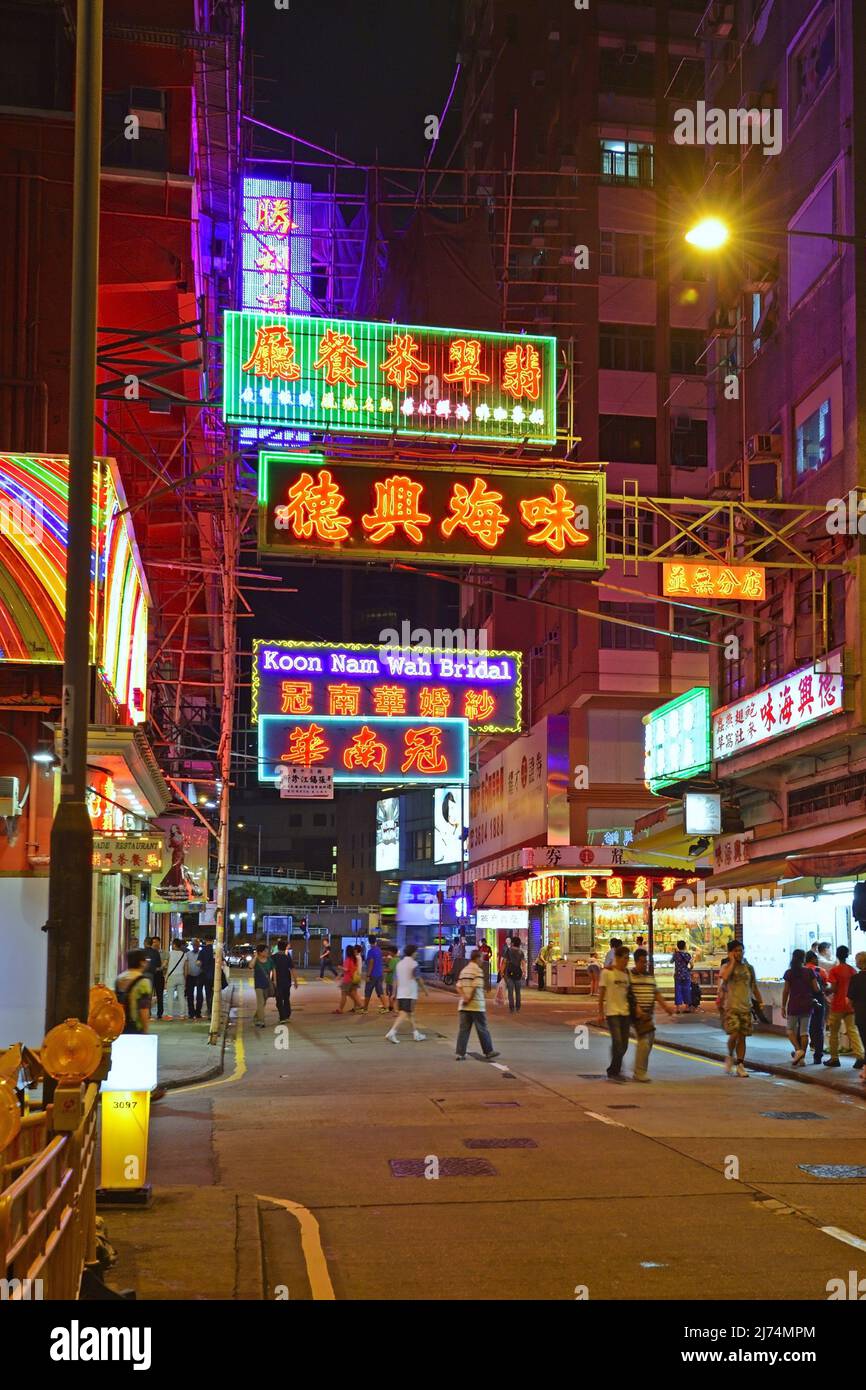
[
  {"left": 434, "top": 785, "right": 467, "bottom": 865},
  {"left": 258, "top": 715, "right": 469, "bottom": 786},
  {"left": 92, "top": 835, "right": 163, "bottom": 873},
  {"left": 258, "top": 453, "right": 605, "bottom": 570},
  {"left": 712, "top": 660, "right": 844, "bottom": 761},
  {"left": 241, "top": 177, "right": 312, "bottom": 315},
  {"left": 252, "top": 639, "right": 521, "bottom": 734},
  {"left": 644, "top": 687, "right": 711, "bottom": 792},
  {"left": 150, "top": 817, "right": 209, "bottom": 913},
  {"left": 223, "top": 311, "right": 557, "bottom": 444},
  {"left": 0, "top": 454, "right": 148, "bottom": 726},
  {"left": 376, "top": 796, "right": 400, "bottom": 872},
  {"left": 662, "top": 561, "right": 766, "bottom": 602},
  {"left": 504, "top": 873, "right": 690, "bottom": 905}
]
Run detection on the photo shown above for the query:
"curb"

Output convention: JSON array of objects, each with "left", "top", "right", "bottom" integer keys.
[
  {"left": 159, "top": 986, "right": 236, "bottom": 1092},
  {"left": 236, "top": 1190, "right": 265, "bottom": 1300}
]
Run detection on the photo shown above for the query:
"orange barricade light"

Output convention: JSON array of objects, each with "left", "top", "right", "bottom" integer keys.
[
  {"left": 0, "top": 1077, "right": 22, "bottom": 1152},
  {"left": 41, "top": 1019, "right": 102, "bottom": 1083},
  {"left": 88, "top": 985, "right": 125, "bottom": 1043}
]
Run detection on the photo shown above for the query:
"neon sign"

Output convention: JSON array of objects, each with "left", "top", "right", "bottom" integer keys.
[
  {"left": 662, "top": 561, "right": 766, "bottom": 601},
  {"left": 223, "top": 311, "right": 557, "bottom": 444},
  {"left": 252, "top": 640, "right": 521, "bottom": 734},
  {"left": 241, "top": 177, "right": 312, "bottom": 316},
  {"left": 258, "top": 715, "right": 469, "bottom": 786},
  {"left": 644, "top": 687, "right": 712, "bottom": 792},
  {"left": 258, "top": 453, "right": 605, "bottom": 570},
  {"left": 712, "top": 659, "right": 843, "bottom": 761},
  {"left": 98, "top": 469, "right": 149, "bottom": 726}
]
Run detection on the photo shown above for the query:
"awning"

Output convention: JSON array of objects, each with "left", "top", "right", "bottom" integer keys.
[
  {"left": 653, "top": 855, "right": 798, "bottom": 908},
  {"left": 785, "top": 832, "right": 866, "bottom": 879}
]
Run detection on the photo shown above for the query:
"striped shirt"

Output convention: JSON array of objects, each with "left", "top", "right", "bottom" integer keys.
[{"left": 628, "top": 968, "right": 658, "bottom": 1019}]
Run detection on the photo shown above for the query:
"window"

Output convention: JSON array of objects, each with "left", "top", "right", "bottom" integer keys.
[
  {"left": 670, "top": 329, "right": 706, "bottom": 376},
  {"left": 599, "top": 47, "right": 656, "bottom": 98},
  {"left": 102, "top": 89, "right": 169, "bottom": 173},
  {"left": 720, "top": 627, "right": 745, "bottom": 704},
  {"left": 789, "top": 168, "right": 840, "bottom": 307},
  {"left": 600, "top": 139, "right": 654, "bottom": 187},
  {"left": 607, "top": 506, "right": 655, "bottom": 554},
  {"left": 599, "top": 414, "right": 656, "bottom": 465},
  {"left": 679, "top": 247, "right": 708, "bottom": 283},
  {"left": 755, "top": 592, "right": 784, "bottom": 686},
  {"left": 797, "top": 574, "right": 845, "bottom": 658},
  {"left": 599, "top": 602, "right": 656, "bottom": 650},
  {"left": 788, "top": 0, "right": 836, "bottom": 133},
  {"left": 670, "top": 418, "right": 707, "bottom": 469},
  {"left": 0, "top": 3, "right": 73, "bottom": 110},
  {"left": 600, "top": 323, "right": 655, "bottom": 372},
  {"left": 668, "top": 57, "right": 704, "bottom": 101},
  {"left": 796, "top": 399, "right": 831, "bottom": 476},
  {"left": 313, "top": 813, "right": 327, "bottom": 826},
  {"left": 411, "top": 828, "right": 433, "bottom": 861},
  {"left": 288, "top": 814, "right": 302, "bottom": 828},
  {"left": 600, "top": 230, "right": 655, "bottom": 278},
  {"left": 672, "top": 604, "right": 710, "bottom": 653}
]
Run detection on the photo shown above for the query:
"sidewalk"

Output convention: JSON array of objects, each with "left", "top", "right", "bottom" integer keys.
[
  {"left": 151, "top": 985, "right": 235, "bottom": 1088},
  {"left": 429, "top": 977, "right": 866, "bottom": 1096}
]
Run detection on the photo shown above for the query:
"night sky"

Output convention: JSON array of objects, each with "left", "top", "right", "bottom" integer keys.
[{"left": 248, "top": 0, "right": 461, "bottom": 168}]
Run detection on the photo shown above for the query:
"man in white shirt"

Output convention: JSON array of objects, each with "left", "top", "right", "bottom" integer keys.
[
  {"left": 598, "top": 945, "right": 631, "bottom": 1081},
  {"left": 385, "top": 943, "right": 429, "bottom": 1043},
  {"left": 455, "top": 950, "right": 501, "bottom": 1061},
  {"left": 602, "top": 937, "right": 623, "bottom": 970}
]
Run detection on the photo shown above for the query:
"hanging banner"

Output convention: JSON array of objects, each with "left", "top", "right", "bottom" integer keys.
[
  {"left": 257, "top": 453, "right": 606, "bottom": 571},
  {"left": 252, "top": 639, "right": 522, "bottom": 734},
  {"left": 223, "top": 310, "right": 557, "bottom": 444},
  {"left": 149, "top": 817, "right": 208, "bottom": 912}
]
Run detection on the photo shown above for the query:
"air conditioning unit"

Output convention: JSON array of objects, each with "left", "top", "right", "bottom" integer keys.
[
  {"left": 708, "top": 464, "right": 741, "bottom": 497},
  {"left": 747, "top": 433, "right": 782, "bottom": 461},
  {"left": 746, "top": 455, "right": 782, "bottom": 501},
  {"left": 619, "top": 44, "right": 640, "bottom": 65},
  {"left": 709, "top": 305, "right": 738, "bottom": 335},
  {"left": 673, "top": 414, "right": 692, "bottom": 433},
  {"left": 0, "top": 776, "right": 22, "bottom": 817}
]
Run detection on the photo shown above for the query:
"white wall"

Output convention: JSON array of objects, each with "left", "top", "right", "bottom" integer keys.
[{"left": 0, "top": 876, "right": 49, "bottom": 1048}]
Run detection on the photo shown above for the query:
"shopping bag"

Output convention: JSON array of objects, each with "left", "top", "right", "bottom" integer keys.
[{"left": 494, "top": 980, "right": 506, "bottom": 1006}]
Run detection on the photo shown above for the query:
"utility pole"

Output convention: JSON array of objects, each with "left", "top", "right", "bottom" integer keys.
[
  {"left": 209, "top": 451, "right": 238, "bottom": 1044},
  {"left": 44, "top": 0, "right": 103, "bottom": 1033}
]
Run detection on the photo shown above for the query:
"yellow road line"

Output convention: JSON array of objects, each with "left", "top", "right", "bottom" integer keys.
[
  {"left": 255, "top": 1193, "right": 336, "bottom": 1300},
  {"left": 653, "top": 1042, "right": 726, "bottom": 1070},
  {"left": 175, "top": 992, "right": 247, "bottom": 1094}
]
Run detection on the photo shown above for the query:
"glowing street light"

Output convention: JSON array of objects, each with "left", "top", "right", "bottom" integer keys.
[{"left": 684, "top": 216, "right": 730, "bottom": 252}]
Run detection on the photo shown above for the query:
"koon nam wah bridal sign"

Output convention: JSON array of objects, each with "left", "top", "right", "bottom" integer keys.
[{"left": 257, "top": 452, "right": 606, "bottom": 571}]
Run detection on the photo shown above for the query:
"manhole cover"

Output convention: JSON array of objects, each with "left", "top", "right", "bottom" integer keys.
[
  {"left": 761, "top": 1111, "right": 823, "bottom": 1121},
  {"left": 389, "top": 1157, "right": 497, "bottom": 1178},
  {"left": 463, "top": 1137, "right": 537, "bottom": 1149},
  {"left": 798, "top": 1164, "right": 866, "bottom": 1179}
]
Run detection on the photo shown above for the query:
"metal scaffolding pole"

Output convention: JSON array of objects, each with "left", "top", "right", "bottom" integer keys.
[
  {"left": 209, "top": 452, "right": 238, "bottom": 1045},
  {"left": 44, "top": 0, "right": 103, "bottom": 1035}
]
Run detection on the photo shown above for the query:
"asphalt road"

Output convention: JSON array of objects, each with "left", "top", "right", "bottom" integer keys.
[{"left": 141, "top": 974, "right": 866, "bottom": 1302}]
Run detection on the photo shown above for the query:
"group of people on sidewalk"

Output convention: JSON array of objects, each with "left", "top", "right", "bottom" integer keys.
[
  {"left": 597, "top": 936, "right": 866, "bottom": 1084},
  {"left": 113, "top": 937, "right": 220, "bottom": 1030}
]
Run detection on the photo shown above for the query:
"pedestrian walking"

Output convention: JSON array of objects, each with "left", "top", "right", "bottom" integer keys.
[
  {"left": 628, "top": 948, "right": 674, "bottom": 1082},
  {"left": 719, "top": 939, "right": 764, "bottom": 1077},
  {"left": 335, "top": 945, "right": 363, "bottom": 1013},
  {"left": 847, "top": 952, "right": 866, "bottom": 1083},
  {"left": 670, "top": 940, "right": 693, "bottom": 1013},
  {"left": 500, "top": 935, "right": 526, "bottom": 1012},
  {"left": 805, "top": 950, "right": 830, "bottom": 1064},
  {"left": 184, "top": 937, "right": 203, "bottom": 1019},
  {"left": 142, "top": 936, "right": 165, "bottom": 1020},
  {"left": 602, "top": 937, "right": 623, "bottom": 969},
  {"left": 384, "top": 945, "right": 398, "bottom": 1011},
  {"left": 360, "top": 935, "right": 387, "bottom": 1014},
  {"left": 447, "top": 933, "right": 467, "bottom": 984},
  {"left": 164, "top": 937, "right": 187, "bottom": 1019},
  {"left": 198, "top": 939, "right": 215, "bottom": 1018},
  {"left": 319, "top": 936, "right": 338, "bottom": 979},
  {"left": 824, "top": 945, "right": 866, "bottom": 1068},
  {"left": 115, "top": 949, "right": 152, "bottom": 1034},
  {"left": 478, "top": 939, "right": 493, "bottom": 991},
  {"left": 454, "top": 949, "right": 500, "bottom": 1061},
  {"left": 782, "top": 949, "right": 822, "bottom": 1066},
  {"left": 252, "top": 943, "right": 273, "bottom": 1028},
  {"left": 598, "top": 945, "right": 631, "bottom": 1082},
  {"left": 272, "top": 937, "right": 298, "bottom": 1022},
  {"left": 385, "top": 944, "right": 429, "bottom": 1043}
]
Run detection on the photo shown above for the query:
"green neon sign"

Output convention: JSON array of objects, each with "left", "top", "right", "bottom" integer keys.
[
  {"left": 222, "top": 311, "right": 557, "bottom": 444},
  {"left": 644, "top": 687, "right": 711, "bottom": 792}
]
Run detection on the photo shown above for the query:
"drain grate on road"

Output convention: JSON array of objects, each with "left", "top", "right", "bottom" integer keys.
[
  {"left": 799, "top": 1164, "right": 866, "bottom": 1179},
  {"left": 760, "top": 1111, "right": 823, "bottom": 1121},
  {"left": 481, "top": 1100, "right": 520, "bottom": 1108},
  {"left": 607, "top": 1104, "right": 639, "bottom": 1110},
  {"left": 462, "top": 1137, "right": 537, "bottom": 1149},
  {"left": 576, "top": 1074, "right": 606, "bottom": 1080},
  {"left": 389, "top": 1157, "right": 497, "bottom": 1178}
]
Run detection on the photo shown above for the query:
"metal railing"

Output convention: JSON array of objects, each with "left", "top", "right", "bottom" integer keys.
[{"left": 0, "top": 1084, "right": 98, "bottom": 1299}]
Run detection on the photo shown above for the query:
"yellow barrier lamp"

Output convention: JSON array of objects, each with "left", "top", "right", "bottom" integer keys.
[
  {"left": 0, "top": 1077, "right": 22, "bottom": 1152},
  {"left": 97, "top": 1034, "right": 158, "bottom": 1207},
  {"left": 41, "top": 1020, "right": 102, "bottom": 1133},
  {"left": 87, "top": 985, "right": 126, "bottom": 1082}
]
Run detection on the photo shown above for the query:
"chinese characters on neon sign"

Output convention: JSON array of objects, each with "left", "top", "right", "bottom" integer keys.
[
  {"left": 223, "top": 311, "right": 557, "bottom": 444},
  {"left": 241, "top": 178, "right": 312, "bottom": 316},
  {"left": 712, "top": 661, "right": 843, "bottom": 760},
  {"left": 662, "top": 561, "right": 766, "bottom": 602},
  {"left": 258, "top": 715, "right": 469, "bottom": 785},
  {"left": 252, "top": 641, "right": 522, "bottom": 734},
  {"left": 258, "top": 454, "right": 605, "bottom": 570}
]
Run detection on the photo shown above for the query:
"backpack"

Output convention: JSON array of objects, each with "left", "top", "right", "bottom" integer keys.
[{"left": 115, "top": 973, "right": 148, "bottom": 1033}]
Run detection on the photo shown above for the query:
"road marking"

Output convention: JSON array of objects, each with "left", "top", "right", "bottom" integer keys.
[
  {"left": 487, "top": 1061, "right": 510, "bottom": 1072},
  {"left": 179, "top": 999, "right": 247, "bottom": 1094},
  {"left": 256, "top": 1193, "right": 336, "bottom": 1300},
  {"left": 821, "top": 1226, "right": 866, "bottom": 1253},
  {"left": 653, "top": 1042, "right": 726, "bottom": 1070},
  {"left": 585, "top": 1110, "right": 625, "bottom": 1127}
]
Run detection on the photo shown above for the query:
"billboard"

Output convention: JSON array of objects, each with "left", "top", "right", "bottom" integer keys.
[
  {"left": 712, "top": 659, "right": 843, "bottom": 761},
  {"left": 252, "top": 639, "right": 521, "bottom": 734},
  {"left": 644, "top": 687, "right": 711, "bottom": 792},
  {"left": 258, "top": 453, "right": 606, "bottom": 571},
  {"left": 376, "top": 796, "right": 400, "bottom": 871},
  {"left": 149, "top": 817, "right": 209, "bottom": 913},
  {"left": 468, "top": 716, "right": 570, "bottom": 864},
  {"left": 258, "top": 715, "right": 469, "bottom": 786},
  {"left": 99, "top": 468, "right": 149, "bottom": 726},
  {"left": 396, "top": 880, "right": 445, "bottom": 928},
  {"left": 433, "top": 786, "right": 467, "bottom": 865},
  {"left": 224, "top": 310, "right": 557, "bottom": 444}
]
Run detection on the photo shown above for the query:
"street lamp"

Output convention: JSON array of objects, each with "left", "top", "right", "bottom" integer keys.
[{"left": 684, "top": 216, "right": 730, "bottom": 251}]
